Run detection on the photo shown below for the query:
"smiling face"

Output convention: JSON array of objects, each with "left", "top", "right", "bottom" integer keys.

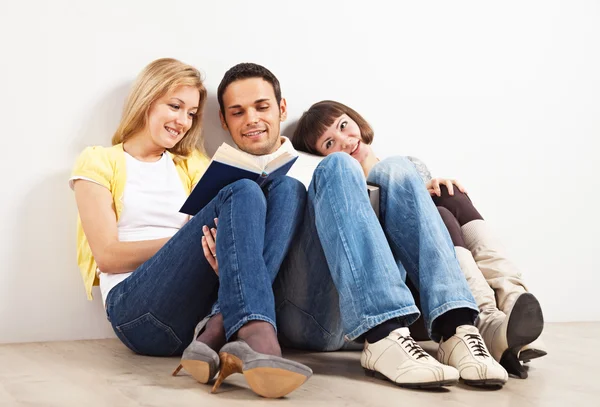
[
  {"left": 314, "top": 114, "right": 370, "bottom": 164},
  {"left": 146, "top": 85, "right": 200, "bottom": 150},
  {"left": 219, "top": 77, "right": 287, "bottom": 155}
]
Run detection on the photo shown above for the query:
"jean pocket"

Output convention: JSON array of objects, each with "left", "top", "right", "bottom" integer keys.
[{"left": 115, "top": 313, "right": 182, "bottom": 356}]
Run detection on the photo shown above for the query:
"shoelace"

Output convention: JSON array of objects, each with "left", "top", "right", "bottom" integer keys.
[
  {"left": 398, "top": 335, "right": 430, "bottom": 359},
  {"left": 465, "top": 333, "right": 489, "bottom": 357}
]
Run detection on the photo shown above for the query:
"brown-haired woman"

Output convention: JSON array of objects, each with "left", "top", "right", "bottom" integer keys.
[{"left": 291, "top": 100, "right": 546, "bottom": 378}]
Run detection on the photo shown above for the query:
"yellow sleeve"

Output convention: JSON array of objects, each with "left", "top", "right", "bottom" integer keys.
[
  {"left": 70, "top": 146, "right": 113, "bottom": 190},
  {"left": 185, "top": 149, "right": 210, "bottom": 187}
]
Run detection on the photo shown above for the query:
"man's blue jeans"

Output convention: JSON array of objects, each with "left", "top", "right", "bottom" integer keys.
[
  {"left": 105, "top": 177, "right": 306, "bottom": 356},
  {"left": 275, "top": 153, "right": 477, "bottom": 351}
]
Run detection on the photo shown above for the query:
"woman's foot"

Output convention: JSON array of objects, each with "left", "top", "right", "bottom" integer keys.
[
  {"left": 235, "top": 320, "right": 282, "bottom": 356},
  {"left": 212, "top": 321, "right": 311, "bottom": 398},
  {"left": 173, "top": 315, "right": 223, "bottom": 384},
  {"left": 197, "top": 313, "right": 227, "bottom": 352}
]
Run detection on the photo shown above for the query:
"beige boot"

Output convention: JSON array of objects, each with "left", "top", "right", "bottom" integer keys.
[
  {"left": 461, "top": 220, "right": 545, "bottom": 377},
  {"left": 455, "top": 247, "right": 510, "bottom": 362},
  {"left": 461, "top": 220, "right": 528, "bottom": 311},
  {"left": 455, "top": 247, "right": 543, "bottom": 378}
]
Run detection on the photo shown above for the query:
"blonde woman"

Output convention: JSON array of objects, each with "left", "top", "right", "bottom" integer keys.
[{"left": 70, "top": 58, "right": 311, "bottom": 398}]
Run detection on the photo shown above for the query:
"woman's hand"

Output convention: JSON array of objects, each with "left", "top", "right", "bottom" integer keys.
[
  {"left": 425, "top": 178, "right": 467, "bottom": 197},
  {"left": 202, "top": 218, "right": 219, "bottom": 276},
  {"left": 358, "top": 143, "right": 380, "bottom": 177}
]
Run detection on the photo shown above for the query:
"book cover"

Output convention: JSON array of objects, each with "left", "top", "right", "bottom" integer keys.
[{"left": 180, "top": 144, "right": 298, "bottom": 216}]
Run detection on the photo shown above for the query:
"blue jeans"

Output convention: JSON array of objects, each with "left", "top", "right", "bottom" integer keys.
[
  {"left": 105, "top": 177, "right": 306, "bottom": 356},
  {"left": 275, "top": 154, "right": 477, "bottom": 350}
]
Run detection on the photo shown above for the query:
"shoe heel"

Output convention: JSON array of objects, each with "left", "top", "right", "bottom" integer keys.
[
  {"left": 519, "top": 348, "right": 548, "bottom": 363},
  {"left": 500, "top": 349, "right": 528, "bottom": 379},
  {"left": 172, "top": 364, "right": 183, "bottom": 376},
  {"left": 211, "top": 352, "right": 243, "bottom": 393}
]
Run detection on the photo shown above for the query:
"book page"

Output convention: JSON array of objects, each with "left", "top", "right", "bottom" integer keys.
[
  {"left": 264, "top": 152, "right": 295, "bottom": 173},
  {"left": 212, "top": 143, "right": 262, "bottom": 173}
]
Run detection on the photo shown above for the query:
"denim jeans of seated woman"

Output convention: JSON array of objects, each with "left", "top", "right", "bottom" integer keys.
[
  {"left": 105, "top": 176, "right": 306, "bottom": 357},
  {"left": 274, "top": 153, "right": 478, "bottom": 351}
]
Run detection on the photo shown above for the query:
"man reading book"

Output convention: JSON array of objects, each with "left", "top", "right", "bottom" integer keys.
[{"left": 174, "top": 63, "right": 313, "bottom": 397}]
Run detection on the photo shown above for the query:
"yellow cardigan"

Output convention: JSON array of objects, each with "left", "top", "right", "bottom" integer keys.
[{"left": 71, "top": 143, "right": 210, "bottom": 300}]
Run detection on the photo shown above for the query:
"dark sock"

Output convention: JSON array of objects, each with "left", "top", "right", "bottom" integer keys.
[
  {"left": 365, "top": 318, "right": 407, "bottom": 343},
  {"left": 435, "top": 308, "right": 476, "bottom": 341}
]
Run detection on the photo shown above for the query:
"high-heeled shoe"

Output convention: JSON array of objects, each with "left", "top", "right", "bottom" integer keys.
[
  {"left": 172, "top": 316, "right": 220, "bottom": 384},
  {"left": 497, "top": 293, "right": 544, "bottom": 379},
  {"left": 211, "top": 340, "right": 312, "bottom": 398},
  {"left": 519, "top": 338, "right": 548, "bottom": 362}
]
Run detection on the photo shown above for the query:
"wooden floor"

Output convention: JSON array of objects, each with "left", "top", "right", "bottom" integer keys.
[{"left": 0, "top": 322, "right": 598, "bottom": 407}]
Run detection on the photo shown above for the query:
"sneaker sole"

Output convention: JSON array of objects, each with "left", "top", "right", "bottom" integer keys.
[
  {"left": 364, "top": 369, "right": 458, "bottom": 389},
  {"left": 463, "top": 378, "right": 506, "bottom": 387}
]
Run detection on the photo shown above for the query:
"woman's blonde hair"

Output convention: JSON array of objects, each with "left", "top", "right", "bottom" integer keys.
[{"left": 112, "top": 58, "right": 207, "bottom": 157}]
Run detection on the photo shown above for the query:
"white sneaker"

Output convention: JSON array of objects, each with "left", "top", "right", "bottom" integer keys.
[
  {"left": 437, "top": 325, "right": 508, "bottom": 386},
  {"left": 361, "top": 327, "right": 459, "bottom": 388}
]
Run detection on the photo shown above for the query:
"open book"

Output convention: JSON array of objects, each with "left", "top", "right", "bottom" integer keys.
[{"left": 180, "top": 143, "right": 298, "bottom": 215}]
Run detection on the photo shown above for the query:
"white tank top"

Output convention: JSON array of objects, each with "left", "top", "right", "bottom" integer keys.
[{"left": 99, "top": 152, "right": 188, "bottom": 305}]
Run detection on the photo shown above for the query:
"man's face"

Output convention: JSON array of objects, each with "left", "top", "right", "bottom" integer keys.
[{"left": 219, "top": 77, "right": 287, "bottom": 155}]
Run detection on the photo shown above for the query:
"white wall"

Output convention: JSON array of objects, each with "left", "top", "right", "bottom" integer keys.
[{"left": 1, "top": 0, "right": 598, "bottom": 343}]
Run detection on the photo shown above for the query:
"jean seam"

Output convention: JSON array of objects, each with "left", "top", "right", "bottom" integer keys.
[{"left": 226, "top": 184, "right": 248, "bottom": 329}]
